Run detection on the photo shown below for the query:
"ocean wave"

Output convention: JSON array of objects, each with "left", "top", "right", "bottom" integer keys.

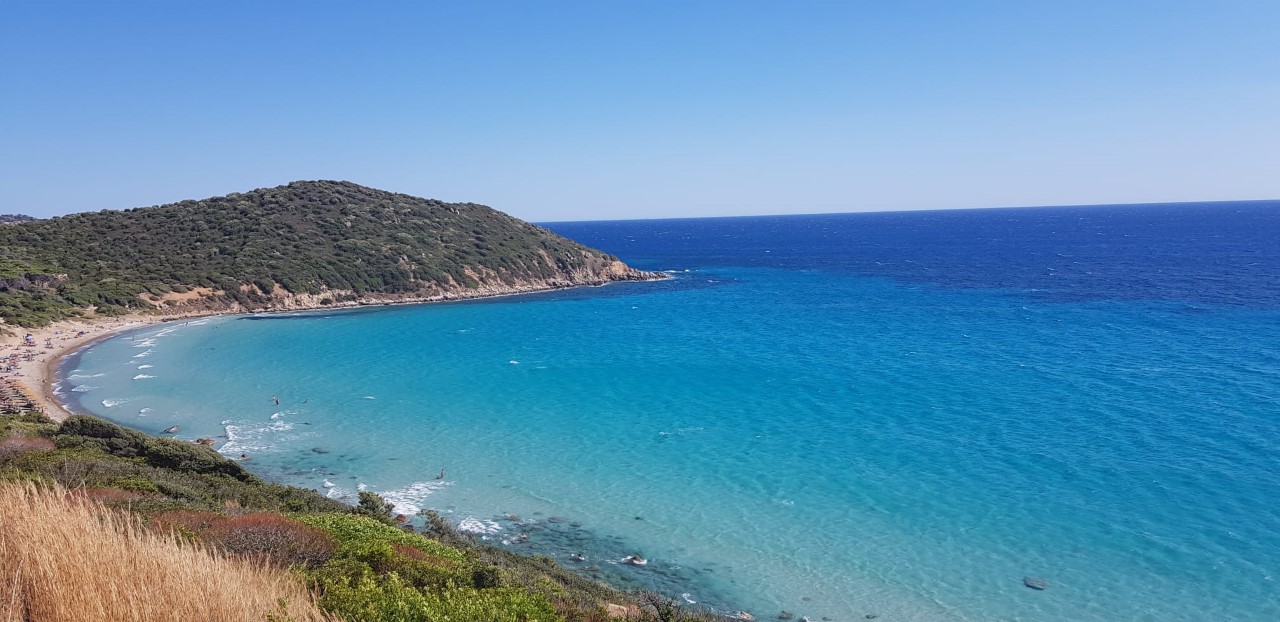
[
  {"left": 70, "top": 385, "right": 96, "bottom": 393},
  {"left": 133, "top": 374, "right": 156, "bottom": 380},
  {"left": 458, "top": 516, "right": 502, "bottom": 535},
  {"left": 132, "top": 338, "right": 157, "bottom": 348},
  {"left": 132, "top": 350, "right": 152, "bottom": 359},
  {"left": 217, "top": 419, "right": 305, "bottom": 457},
  {"left": 379, "top": 480, "right": 451, "bottom": 516},
  {"left": 68, "top": 372, "right": 106, "bottom": 379},
  {"left": 137, "top": 364, "right": 154, "bottom": 369},
  {"left": 101, "top": 399, "right": 128, "bottom": 408}
]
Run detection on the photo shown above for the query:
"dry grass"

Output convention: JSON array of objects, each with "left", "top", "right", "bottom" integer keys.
[{"left": 0, "top": 481, "right": 334, "bottom": 622}]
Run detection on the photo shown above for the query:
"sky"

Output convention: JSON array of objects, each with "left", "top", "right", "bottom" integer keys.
[{"left": 2, "top": 1, "right": 1278, "bottom": 222}]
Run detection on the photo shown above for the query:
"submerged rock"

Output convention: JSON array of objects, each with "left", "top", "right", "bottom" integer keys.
[
  {"left": 778, "top": 612, "right": 794, "bottom": 620},
  {"left": 162, "top": 425, "right": 179, "bottom": 434},
  {"left": 194, "top": 437, "right": 214, "bottom": 446},
  {"left": 1023, "top": 576, "right": 1049, "bottom": 590}
]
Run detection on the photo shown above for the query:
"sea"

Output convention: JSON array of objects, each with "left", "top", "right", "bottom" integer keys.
[{"left": 57, "top": 202, "right": 1280, "bottom": 621}]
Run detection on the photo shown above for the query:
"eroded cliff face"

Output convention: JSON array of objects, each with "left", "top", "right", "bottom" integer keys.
[{"left": 137, "top": 255, "right": 664, "bottom": 314}]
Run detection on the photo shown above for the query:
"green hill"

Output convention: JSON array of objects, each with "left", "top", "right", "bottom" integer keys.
[{"left": 0, "top": 181, "right": 658, "bottom": 327}]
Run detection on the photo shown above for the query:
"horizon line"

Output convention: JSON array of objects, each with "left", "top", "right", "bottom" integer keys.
[{"left": 537, "top": 197, "right": 1280, "bottom": 225}]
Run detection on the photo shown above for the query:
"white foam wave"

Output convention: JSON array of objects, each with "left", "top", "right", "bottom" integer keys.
[
  {"left": 133, "top": 374, "right": 156, "bottom": 380},
  {"left": 139, "top": 408, "right": 153, "bottom": 413},
  {"left": 217, "top": 419, "right": 304, "bottom": 456},
  {"left": 132, "top": 338, "right": 157, "bottom": 348},
  {"left": 68, "top": 372, "right": 106, "bottom": 379},
  {"left": 363, "top": 396, "right": 377, "bottom": 400},
  {"left": 137, "top": 364, "right": 154, "bottom": 369},
  {"left": 132, "top": 350, "right": 152, "bottom": 359},
  {"left": 101, "top": 399, "right": 128, "bottom": 408},
  {"left": 186, "top": 319, "right": 210, "bottom": 325},
  {"left": 71, "top": 385, "right": 96, "bottom": 393},
  {"left": 323, "top": 480, "right": 336, "bottom": 488},
  {"left": 458, "top": 516, "right": 502, "bottom": 534},
  {"left": 379, "top": 480, "right": 451, "bottom": 516}
]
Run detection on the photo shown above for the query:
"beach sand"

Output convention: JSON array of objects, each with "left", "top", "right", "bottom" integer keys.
[{"left": 0, "top": 313, "right": 207, "bottom": 422}]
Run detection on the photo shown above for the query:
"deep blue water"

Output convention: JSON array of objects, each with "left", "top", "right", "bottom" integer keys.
[{"left": 61, "top": 201, "right": 1280, "bottom": 621}]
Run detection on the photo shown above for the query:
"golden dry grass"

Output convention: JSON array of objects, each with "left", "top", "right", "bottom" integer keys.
[{"left": 0, "top": 481, "right": 334, "bottom": 622}]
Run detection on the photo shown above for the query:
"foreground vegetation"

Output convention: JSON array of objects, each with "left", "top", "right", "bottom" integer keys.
[
  {"left": 0, "top": 181, "right": 649, "bottom": 327},
  {"left": 0, "top": 412, "right": 725, "bottom": 621},
  {"left": 0, "top": 480, "right": 333, "bottom": 622}
]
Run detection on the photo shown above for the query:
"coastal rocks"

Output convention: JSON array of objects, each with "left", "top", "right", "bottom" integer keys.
[
  {"left": 194, "top": 437, "right": 215, "bottom": 446},
  {"left": 622, "top": 554, "right": 648, "bottom": 566},
  {"left": 162, "top": 425, "right": 179, "bottom": 434},
  {"left": 778, "top": 611, "right": 794, "bottom": 620},
  {"left": 1023, "top": 576, "right": 1049, "bottom": 590},
  {"left": 730, "top": 612, "right": 756, "bottom": 621},
  {"left": 311, "top": 447, "right": 330, "bottom": 454}
]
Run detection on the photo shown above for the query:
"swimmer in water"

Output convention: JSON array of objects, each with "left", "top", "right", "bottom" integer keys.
[
  {"left": 436, "top": 468, "right": 445, "bottom": 480},
  {"left": 272, "top": 395, "right": 279, "bottom": 406}
]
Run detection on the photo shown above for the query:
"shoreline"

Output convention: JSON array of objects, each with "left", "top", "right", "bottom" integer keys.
[
  {"left": 3, "top": 275, "right": 667, "bottom": 423},
  {"left": 5, "top": 276, "right": 765, "bottom": 618}
]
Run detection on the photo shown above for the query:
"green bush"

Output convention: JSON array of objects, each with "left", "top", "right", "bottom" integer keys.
[
  {"left": 315, "top": 569, "right": 561, "bottom": 622},
  {"left": 293, "top": 513, "right": 465, "bottom": 564}
]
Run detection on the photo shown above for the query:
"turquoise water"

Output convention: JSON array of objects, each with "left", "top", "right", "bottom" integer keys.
[{"left": 60, "top": 206, "right": 1280, "bottom": 621}]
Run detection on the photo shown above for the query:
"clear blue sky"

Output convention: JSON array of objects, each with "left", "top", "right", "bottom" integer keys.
[{"left": 2, "top": 1, "right": 1277, "bottom": 221}]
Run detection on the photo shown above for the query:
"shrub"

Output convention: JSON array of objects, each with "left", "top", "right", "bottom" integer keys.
[
  {"left": 356, "top": 490, "right": 394, "bottom": 522},
  {"left": 205, "top": 513, "right": 338, "bottom": 569},
  {"left": 294, "top": 513, "right": 465, "bottom": 563},
  {"left": 0, "top": 435, "right": 55, "bottom": 461}
]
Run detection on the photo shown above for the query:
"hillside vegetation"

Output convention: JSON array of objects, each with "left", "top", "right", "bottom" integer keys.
[
  {"left": 0, "top": 181, "right": 655, "bottom": 327},
  {"left": 0, "top": 412, "right": 724, "bottom": 622},
  {"left": 0, "top": 480, "right": 334, "bottom": 622},
  {"left": 0, "top": 214, "right": 35, "bottom": 226}
]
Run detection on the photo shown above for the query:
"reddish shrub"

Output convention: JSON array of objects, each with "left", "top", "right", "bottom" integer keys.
[
  {"left": 203, "top": 513, "right": 338, "bottom": 568},
  {"left": 0, "top": 436, "right": 55, "bottom": 461}
]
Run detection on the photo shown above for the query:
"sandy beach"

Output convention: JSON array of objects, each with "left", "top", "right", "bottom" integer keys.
[{"left": 1, "top": 316, "right": 171, "bottom": 421}]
